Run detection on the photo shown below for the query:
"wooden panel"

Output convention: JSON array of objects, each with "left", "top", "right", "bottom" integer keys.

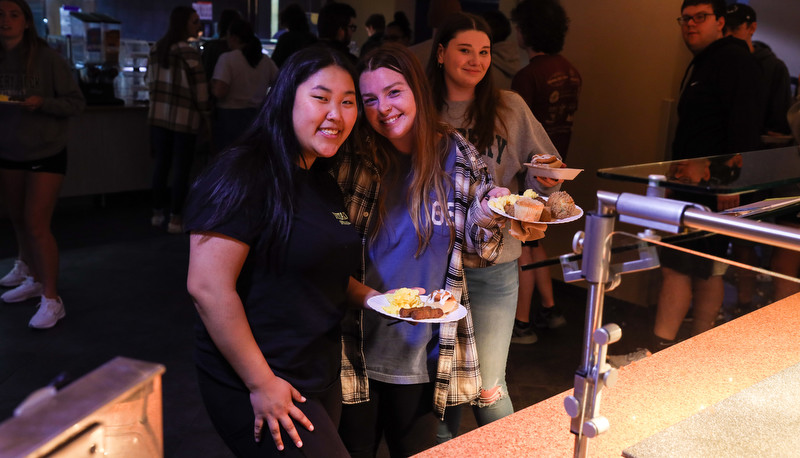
[{"left": 62, "top": 106, "right": 152, "bottom": 197}]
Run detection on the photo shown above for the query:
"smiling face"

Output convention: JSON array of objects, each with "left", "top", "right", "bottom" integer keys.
[
  {"left": 0, "top": 1, "right": 28, "bottom": 48},
  {"left": 437, "top": 29, "right": 491, "bottom": 101},
  {"left": 680, "top": 4, "right": 724, "bottom": 55},
  {"left": 292, "top": 65, "right": 358, "bottom": 168},
  {"left": 359, "top": 67, "right": 418, "bottom": 154}
]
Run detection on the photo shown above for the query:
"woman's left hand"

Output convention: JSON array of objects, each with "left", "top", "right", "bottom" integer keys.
[
  {"left": 535, "top": 161, "right": 567, "bottom": 188},
  {"left": 536, "top": 176, "right": 563, "bottom": 187},
  {"left": 21, "top": 96, "right": 44, "bottom": 111},
  {"left": 482, "top": 186, "right": 510, "bottom": 215}
]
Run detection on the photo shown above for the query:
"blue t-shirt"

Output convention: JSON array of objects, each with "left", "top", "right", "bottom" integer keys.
[{"left": 363, "top": 144, "right": 457, "bottom": 384}]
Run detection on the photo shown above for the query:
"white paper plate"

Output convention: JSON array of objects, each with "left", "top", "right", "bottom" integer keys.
[
  {"left": 489, "top": 196, "right": 583, "bottom": 225},
  {"left": 523, "top": 164, "right": 583, "bottom": 180},
  {"left": 367, "top": 294, "right": 467, "bottom": 323}
]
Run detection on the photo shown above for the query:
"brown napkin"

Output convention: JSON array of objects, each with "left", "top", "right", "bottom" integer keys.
[{"left": 509, "top": 219, "right": 547, "bottom": 242}]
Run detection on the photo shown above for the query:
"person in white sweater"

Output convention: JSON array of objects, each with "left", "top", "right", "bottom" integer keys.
[{"left": 426, "top": 12, "right": 562, "bottom": 441}]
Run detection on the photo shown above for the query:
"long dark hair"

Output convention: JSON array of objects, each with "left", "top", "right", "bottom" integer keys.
[
  {"left": 357, "top": 43, "right": 454, "bottom": 256},
  {"left": 0, "top": 0, "right": 48, "bottom": 76},
  {"left": 228, "top": 19, "right": 263, "bottom": 68},
  {"left": 428, "top": 12, "right": 505, "bottom": 153},
  {"left": 155, "top": 6, "right": 196, "bottom": 68},
  {"left": 190, "top": 46, "right": 357, "bottom": 249}
]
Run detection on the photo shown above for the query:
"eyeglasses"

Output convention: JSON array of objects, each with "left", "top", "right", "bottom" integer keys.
[{"left": 676, "top": 12, "right": 714, "bottom": 26}]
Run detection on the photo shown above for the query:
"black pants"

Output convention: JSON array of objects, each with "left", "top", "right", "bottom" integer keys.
[
  {"left": 197, "top": 369, "right": 349, "bottom": 457},
  {"left": 338, "top": 379, "right": 438, "bottom": 458},
  {"left": 150, "top": 125, "right": 196, "bottom": 215}
]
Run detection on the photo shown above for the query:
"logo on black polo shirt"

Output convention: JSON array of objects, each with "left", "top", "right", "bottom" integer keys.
[{"left": 332, "top": 212, "right": 351, "bottom": 225}]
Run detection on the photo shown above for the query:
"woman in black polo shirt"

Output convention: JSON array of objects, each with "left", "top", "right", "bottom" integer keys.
[{"left": 185, "top": 46, "right": 362, "bottom": 457}]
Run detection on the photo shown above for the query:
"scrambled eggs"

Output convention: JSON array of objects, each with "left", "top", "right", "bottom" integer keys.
[
  {"left": 383, "top": 287, "right": 422, "bottom": 315},
  {"left": 488, "top": 189, "right": 539, "bottom": 213}
]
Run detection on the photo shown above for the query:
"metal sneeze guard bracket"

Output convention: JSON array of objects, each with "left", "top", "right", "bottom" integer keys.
[{"left": 566, "top": 190, "right": 800, "bottom": 457}]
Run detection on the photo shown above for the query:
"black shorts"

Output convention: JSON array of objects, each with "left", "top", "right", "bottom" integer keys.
[
  {"left": 659, "top": 234, "right": 729, "bottom": 279},
  {"left": 0, "top": 149, "right": 68, "bottom": 174},
  {"left": 522, "top": 240, "right": 540, "bottom": 247}
]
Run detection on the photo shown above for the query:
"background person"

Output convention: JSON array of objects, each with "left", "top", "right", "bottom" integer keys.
[
  {"left": 316, "top": 2, "right": 358, "bottom": 64},
  {"left": 409, "top": 0, "right": 461, "bottom": 65},
  {"left": 724, "top": 3, "right": 792, "bottom": 139},
  {"left": 383, "top": 11, "right": 413, "bottom": 47},
  {"left": 478, "top": 10, "right": 518, "bottom": 91},
  {"left": 360, "top": 13, "right": 385, "bottom": 56},
  {"left": 651, "top": 0, "right": 760, "bottom": 354},
  {"left": 201, "top": 8, "right": 241, "bottom": 81},
  {"left": 270, "top": 3, "right": 316, "bottom": 68},
  {"left": 0, "top": 0, "right": 85, "bottom": 329},
  {"left": 722, "top": 2, "right": 794, "bottom": 317},
  {"left": 147, "top": 6, "right": 210, "bottom": 234},
  {"left": 510, "top": 0, "right": 581, "bottom": 344},
  {"left": 336, "top": 43, "right": 508, "bottom": 458},
  {"left": 211, "top": 19, "right": 279, "bottom": 154},
  {"left": 426, "top": 12, "right": 556, "bottom": 440},
  {"left": 185, "top": 46, "right": 360, "bottom": 457}
]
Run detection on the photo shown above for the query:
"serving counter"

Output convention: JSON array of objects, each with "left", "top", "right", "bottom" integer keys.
[
  {"left": 62, "top": 104, "right": 152, "bottom": 197},
  {"left": 425, "top": 147, "right": 800, "bottom": 457},
  {"left": 416, "top": 293, "right": 800, "bottom": 457}
]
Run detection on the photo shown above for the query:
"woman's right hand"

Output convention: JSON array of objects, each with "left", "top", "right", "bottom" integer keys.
[{"left": 250, "top": 375, "right": 313, "bottom": 451}]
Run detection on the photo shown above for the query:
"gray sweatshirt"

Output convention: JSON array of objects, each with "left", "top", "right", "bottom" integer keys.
[
  {"left": 440, "top": 90, "right": 561, "bottom": 263},
  {"left": 0, "top": 44, "right": 85, "bottom": 161}
]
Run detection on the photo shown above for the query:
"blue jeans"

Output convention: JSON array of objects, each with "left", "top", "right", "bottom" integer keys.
[{"left": 437, "top": 261, "right": 518, "bottom": 442}]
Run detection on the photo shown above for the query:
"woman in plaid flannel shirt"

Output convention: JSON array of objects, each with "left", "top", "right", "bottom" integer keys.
[
  {"left": 334, "top": 43, "right": 509, "bottom": 457},
  {"left": 147, "top": 6, "right": 209, "bottom": 233}
]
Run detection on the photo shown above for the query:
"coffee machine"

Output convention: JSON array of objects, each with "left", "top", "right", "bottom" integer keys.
[{"left": 70, "top": 12, "right": 124, "bottom": 106}]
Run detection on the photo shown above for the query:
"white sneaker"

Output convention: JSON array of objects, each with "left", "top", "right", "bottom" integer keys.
[
  {"left": 29, "top": 296, "right": 66, "bottom": 329},
  {"left": 1, "top": 277, "right": 43, "bottom": 303},
  {"left": 167, "top": 214, "right": 183, "bottom": 234},
  {"left": 607, "top": 348, "right": 652, "bottom": 369},
  {"left": 0, "top": 260, "right": 30, "bottom": 287},
  {"left": 151, "top": 209, "right": 165, "bottom": 227}
]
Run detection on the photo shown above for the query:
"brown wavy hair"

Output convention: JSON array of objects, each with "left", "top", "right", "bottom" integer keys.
[
  {"left": 357, "top": 42, "right": 455, "bottom": 256},
  {"left": 427, "top": 12, "right": 507, "bottom": 153},
  {"left": 0, "top": 0, "right": 48, "bottom": 77}
]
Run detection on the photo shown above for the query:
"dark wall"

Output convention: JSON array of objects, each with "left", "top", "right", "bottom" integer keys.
[{"left": 93, "top": 0, "right": 264, "bottom": 42}]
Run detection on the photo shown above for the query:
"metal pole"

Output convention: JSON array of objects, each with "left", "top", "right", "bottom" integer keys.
[
  {"left": 682, "top": 209, "right": 800, "bottom": 251},
  {"left": 567, "top": 190, "right": 800, "bottom": 457},
  {"left": 570, "top": 195, "right": 618, "bottom": 458}
]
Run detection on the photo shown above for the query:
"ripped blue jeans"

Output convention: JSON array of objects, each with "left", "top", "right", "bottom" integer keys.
[{"left": 437, "top": 261, "right": 517, "bottom": 442}]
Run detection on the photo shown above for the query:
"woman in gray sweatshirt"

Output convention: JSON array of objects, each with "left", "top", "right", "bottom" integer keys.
[
  {"left": 0, "top": 0, "right": 85, "bottom": 329},
  {"left": 426, "top": 12, "right": 562, "bottom": 441}
]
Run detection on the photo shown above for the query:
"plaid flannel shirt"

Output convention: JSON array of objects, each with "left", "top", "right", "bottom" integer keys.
[
  {"left": 335, "top": 128, "right": 504, "bottom": 418},
  {"left": 147, "top": 41, "right": 209, "bottom": 134}
]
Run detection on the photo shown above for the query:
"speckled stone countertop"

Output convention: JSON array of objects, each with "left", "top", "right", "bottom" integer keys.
[{"left": 416, "top": 294, "right": 800, "bottom": 457}]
